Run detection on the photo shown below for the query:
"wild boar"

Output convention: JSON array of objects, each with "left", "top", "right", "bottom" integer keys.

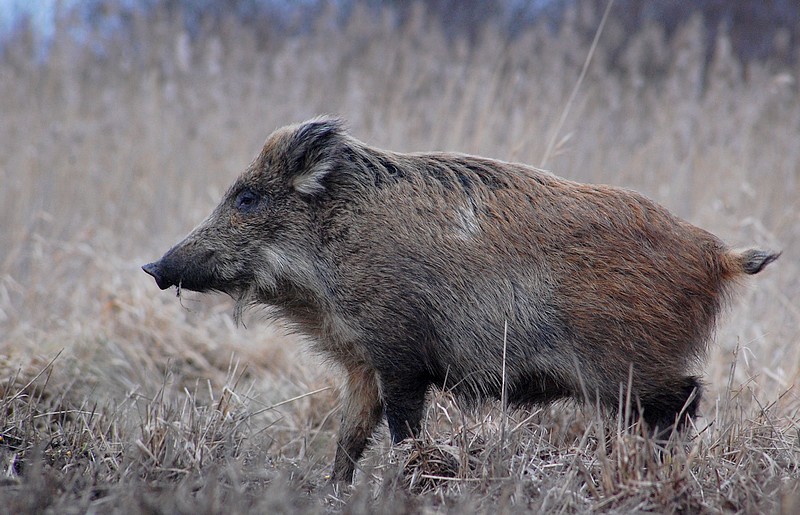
[{"left": 142, "top": 117, "right": 779, "bottom": 482}]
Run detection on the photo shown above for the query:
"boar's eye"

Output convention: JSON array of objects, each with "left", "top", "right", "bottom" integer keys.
[{"left": 234, "top": 188, "right": 261, "bottom": 213}]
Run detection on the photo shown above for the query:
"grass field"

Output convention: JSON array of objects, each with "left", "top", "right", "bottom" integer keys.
[{"left": 1, "top": 4, "right": 798, "bottom": 513}]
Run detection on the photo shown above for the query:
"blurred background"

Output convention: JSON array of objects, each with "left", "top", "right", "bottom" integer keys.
[{"left": 0, "top": 0, "right": 797, "bottom": 496}]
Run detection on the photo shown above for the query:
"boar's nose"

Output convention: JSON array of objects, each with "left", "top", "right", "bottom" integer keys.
[{"left": 142, "top": 262, "right": 173, "bottom": 290}]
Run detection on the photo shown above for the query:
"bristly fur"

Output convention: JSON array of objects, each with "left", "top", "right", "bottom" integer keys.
[{"left": 143, "top": 116, "right": 779, "bottom": 483}]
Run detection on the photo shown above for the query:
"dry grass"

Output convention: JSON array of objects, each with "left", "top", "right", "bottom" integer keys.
[{"left": 1, "top": 3, "right": 798, "bottom": 513}]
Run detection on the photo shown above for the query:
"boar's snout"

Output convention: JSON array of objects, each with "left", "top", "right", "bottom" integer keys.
[
  {"left": 142, "top": 243, "right": 223, "bottom": 293},
  {"left": 142, "top": 261, "right": 174, "bottom": 290}
]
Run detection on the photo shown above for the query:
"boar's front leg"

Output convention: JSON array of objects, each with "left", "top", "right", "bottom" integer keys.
[
  {"left": 381, "top": 372, "right": 430, "bottom": 445},
  {"left": 331, "top": 364, "right": 384, "bottom": 482}
]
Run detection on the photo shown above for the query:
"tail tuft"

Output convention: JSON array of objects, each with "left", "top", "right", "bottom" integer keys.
[{"left": 739, "top": 249, "right": 781, "bottom": 275}]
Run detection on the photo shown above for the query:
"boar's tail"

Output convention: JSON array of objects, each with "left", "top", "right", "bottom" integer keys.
[{"left": 724, "top": 248, "right": 781, "bottom": 276}]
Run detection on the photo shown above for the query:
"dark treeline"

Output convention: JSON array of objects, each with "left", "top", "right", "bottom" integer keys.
[{"left": 4, "top": 0, "right": 799, "bottom": 67}]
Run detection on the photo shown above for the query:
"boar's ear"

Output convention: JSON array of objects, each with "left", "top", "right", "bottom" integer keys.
[{"left": 287, "top": 117, "right": 347, "bottom": 195}]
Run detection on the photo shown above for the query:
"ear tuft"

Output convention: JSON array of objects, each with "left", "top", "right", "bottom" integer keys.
[{"left": 287, "top": 116, "right": 347, "bottom": 195}]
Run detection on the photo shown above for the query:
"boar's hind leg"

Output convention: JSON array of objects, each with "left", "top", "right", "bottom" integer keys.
[
  {"left": 640, "top": 376, "right": 703, "bottom": 439},
  {"left": 331, "top": 365, "right": 384, "bottom": 482}
]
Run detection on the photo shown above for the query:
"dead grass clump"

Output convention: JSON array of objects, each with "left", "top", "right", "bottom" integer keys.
[
  {"left": 0, "top": 355, "right": 336, "bottom": 513},
  {"left": 378, "top": 395, "right": 799, "bottom": 513},
  {"left": 398, "top": 433, "right": 483, "bottom": 494}
]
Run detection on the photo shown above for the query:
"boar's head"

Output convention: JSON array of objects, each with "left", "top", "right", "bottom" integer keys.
[{"left": 142, "top": 117, "right": 348, "bottom": 318}]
